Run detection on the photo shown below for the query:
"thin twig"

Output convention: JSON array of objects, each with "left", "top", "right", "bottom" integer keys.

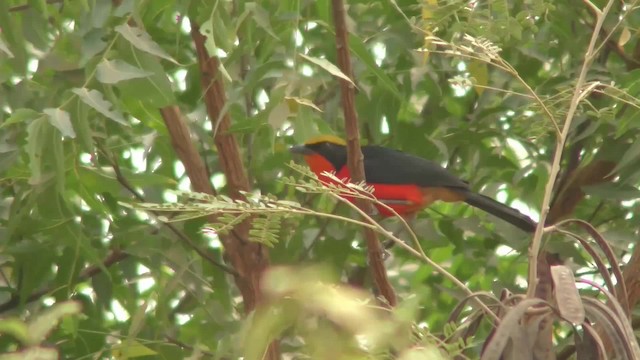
[
  {"left": 526, "top": 0, "right": 616, "bottom": 298},
  {"left": 298, "top": 203, "right": 340, "bottom": 261},
  {"left": 133, "top": 171, "right": 502, "bottom": 323},
  {"left": 423, "top": 38, "right": 561, "bottom": 136},
  {"left": 232, "top": 0, "right": 257, "bottom": 184},
  {"left": 294, "top": 171, "right": 499, "bottom": 321},
  {"left": 329, "top": 192, "right": 501, "bottom": 323},
  {"left": 164, "top": 336, "right": 217, "bottom": 359},
  {"left": 0, "top": 250, "right": 128, "bottom": 313},
  {"left": 96, "top": 142, "right": 237, "bottom": 276}
]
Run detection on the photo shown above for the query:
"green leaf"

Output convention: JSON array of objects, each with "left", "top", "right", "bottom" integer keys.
[
  {"left": 112, "top": 40, "right": 177, "bottom": 110},
  {"left": 115, "top": 24, "right": 177, "bottom": 64},
  {"left": 227, "top": 116, "right": 269, "bottom": 134},
  {"left": 0, "top": 318, "right": 29, "bottom": 344},
  {"left": 112, "top": 341, "right": 158, "bottom": 358},
  {"left": 348, "top": 34, "right": 401, "bottom": 100},
  {"left": 468, "top": 60, "right": 489, "bottom": 95},
  {"left": 91, "top": 272, "right": 113, "bottom": 310},
  {"left": 80, "top": 29, "right": 108, "bottom": 64},
  {"left": 75, "top": 166, "right": 123, "bottom": 195},
  {"left": 43, "top": 108, "right": 75, "bottom": 138},
  {"left": 72, "top": 88, "right": 128, "bottom": 126},
  {"left": 0, "top": 108, "right": 39, "bottom": 130},
  {"left": 96, "top": 59, "right": 153, "bottom": 84},
  {"left": 199, "top": 5, "right": 234, "bottom": 53},
  {"left": 127, "top": 296, "right": 150, "bottom": 338},
  {"left": 122, "top": 169, "right": 178, "bottom": 187},
  {"left": 583, "top": 183, "right": 640, "bottom": 201},
  {"left": 268, "top": 102, "right": 291, "bottom": 129},
  {"left": 245, "top": 3, "right": 280, "bottom": 40},
  {"left": 299, "top": 53, "right": 355, "bottom": 86},
  {"left": 51, "top": 119, "right": 66, "bottom": 194},
  {"left": 612, "top": 141, "right": 640, "bottom": 175},
  {"left": 285, "top": 96, "right": 323, "bottom": 113},
  {"left": 69, "top": 97, "right": 95, "bottom": 152},
  {"left": 26, "top": 116, "right": 50, "bottom": 185}
]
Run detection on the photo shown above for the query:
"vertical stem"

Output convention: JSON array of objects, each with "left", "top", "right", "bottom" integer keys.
[
  {"left": 190, "top": 20, "right": 279, "bottom": 360},
  {"left": 330, "top": 0, "right": 397, "bottom": 306},
  {"left": 526, "top": 0, "right": 615, "bottom": 297}
]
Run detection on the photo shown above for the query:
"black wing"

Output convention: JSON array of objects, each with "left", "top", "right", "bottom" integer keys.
[{"left": 360, "top": 146, "right": 470, "bottom": 191}]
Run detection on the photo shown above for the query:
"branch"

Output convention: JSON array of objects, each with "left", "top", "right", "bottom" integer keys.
[
  {"left": 583, "top": 0, "right": 640, "bottom": 70},
  {"left": 331, "top": 0, "right": 397, "bottom": 307},
  {"left": 190, "top": 23, "right": 268, "bottom": 305},
  {"left": 97, "top": 140, "right": 237, "bottom": 276},
  {"left": 159, "top": 107, "right": 216, "bottom": 196},
  {"left": 232, "top": 0, "right": 257, "bottom": 184},
  {"left": 549, "top": 0, "right": 636, "bottom": 220},
  {"left": 165, "top": 335, "right": 217, "bottom": 359},
  {"left": 0, "top": 250, "right": 127, "bottom": 313},
  {"left": 189, "top": 21, "right": 277, "bottom": 359},
  {"left": 526, "top": 0, "right": 616, "bottom": 297},
  {"left": 549, "top": 121, "right": 588, "bottom": 211}
]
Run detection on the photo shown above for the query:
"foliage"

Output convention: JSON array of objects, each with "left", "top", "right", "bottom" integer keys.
[
  {"left": 0, "top": 301, "right": 81, "bottom": 359},
  {"left": 1, "top": 0, "right": 640, "bottom": 359}
]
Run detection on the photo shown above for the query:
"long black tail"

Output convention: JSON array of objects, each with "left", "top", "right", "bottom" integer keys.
[{"left": 464, "top": 192, "right": 537, "bottom": 232}]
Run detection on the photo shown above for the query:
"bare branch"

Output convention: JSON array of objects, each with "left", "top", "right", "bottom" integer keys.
[
  {"left": 0, "top": 250, "right": 128, "bottom": 313},
  {"left": 526, "top": 0, "right": 617, "bottom": 297},
  {"left": 330, "top": 0, "right": 397, "bottom": 307},
  {"left": 189, "top": 20, "right": 278, "bottom": 359},
  {"left": 97, "top": 140, "right": 237, "bottom": 276}
]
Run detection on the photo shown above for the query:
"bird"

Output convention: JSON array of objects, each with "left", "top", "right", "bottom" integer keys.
[{"left": 289, "top": 135, "right": 537, "bottom": 232}]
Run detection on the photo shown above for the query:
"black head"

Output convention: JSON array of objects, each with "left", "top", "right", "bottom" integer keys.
[{"left": 289, "top": 136, "right": 348, "bottom": 171}]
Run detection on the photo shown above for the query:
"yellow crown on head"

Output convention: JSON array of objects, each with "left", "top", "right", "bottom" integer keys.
[{"left": 304, "top": 134, "right": 346, "bottom": 146}]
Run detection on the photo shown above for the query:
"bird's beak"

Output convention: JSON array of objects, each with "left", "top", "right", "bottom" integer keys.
[{"left": 289, "top": 144, "right": 313, "bottom": 155}]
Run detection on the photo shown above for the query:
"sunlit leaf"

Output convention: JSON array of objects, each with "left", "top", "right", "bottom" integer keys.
[
  {"left": 72, "top": 88, "right": 128, "bottom": 126},
  {"left": 583, "top": 183, "right": 640, "bottom": 201},
  {"left": 268, "top": 102, "right": 291, "bottom": 129},
  {"left": 613, "top": 141, "right": 640, "bottom": 174},
  {"left": 245, "top": 3, "right": 280, "bottom": 40},
  {"left": 299, "top": 53, "right": 355, "bottom": 86},
  {"left": 96, "top": 59, "right": 153, "bottom": 84},
  {"left": 285, "top": 96, "right": 323, "bottom": 113},
  {"left": 43, "top": 108, "right": 75, "bottom": 138},
  {"left": 0, "top": 108, "right": 39, "bottom": 130},
  {"left": 111, "top": 341, "right": 159, "bottom": 358},
  {"left": 26, "top": 116, "right": 49, "bottom": 184},
  {"left": 115, "top": 24, "right": 177, "bottom": 64},
  {"left": 348, "top": 34, "right": 401, "bottom": 100}
]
